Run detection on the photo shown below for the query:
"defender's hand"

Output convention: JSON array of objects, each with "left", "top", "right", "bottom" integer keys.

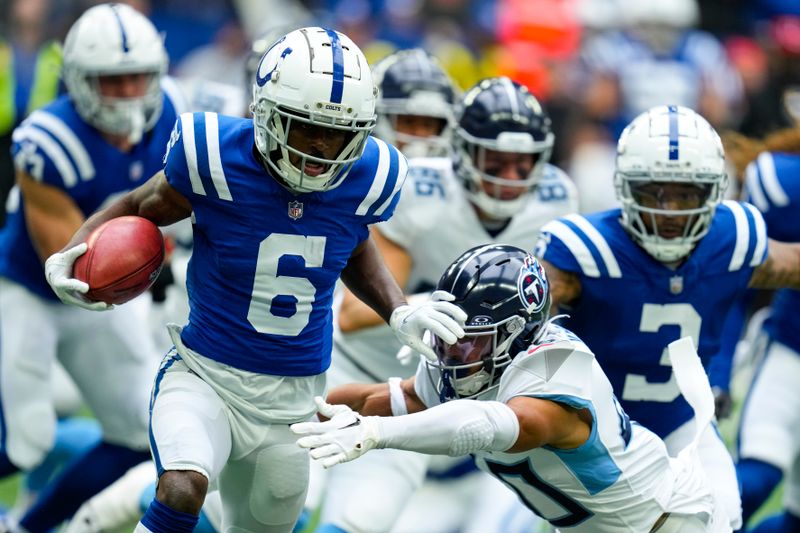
[
  {"left": 44, "top": 243, "right": 112, "bottom": 311},
  {"left": 390, "top": 291, "right": 466, "bottom": 362},
  {"left": 291, "top": 396, "right": 381, "bottom": 468}
]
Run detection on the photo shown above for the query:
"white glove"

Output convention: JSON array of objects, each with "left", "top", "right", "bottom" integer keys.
[
  {"left": 291, "top": 396, "right": 382, "bottom": 468},
  {"left": 396, "top": 330, "right": 430, "bottom": 366},
  {"left": 44, "top": 243, "right": 112, "bottom": 311},
  {"left": 389, "top": 290, "right": 466, "bottom": 362}
]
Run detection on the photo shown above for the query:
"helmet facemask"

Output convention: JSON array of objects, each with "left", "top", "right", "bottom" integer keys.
[
  {"left": 65, "top": 70, "right": 163, "bottom": 144},
  {"left": 429, "top": 314, "right": 526, "bottom": 400},
  {"left": 458, "top": 129, "right": 553, "bottom": 221},
  {"left": 253, "top": 98, "right": 375, "bottom": 193},
  {"left": 375, "top": 93, "right": 454, "bottom": 158},
  {"left": 617, "top": 168, "right": 727, "bottom": 263}
]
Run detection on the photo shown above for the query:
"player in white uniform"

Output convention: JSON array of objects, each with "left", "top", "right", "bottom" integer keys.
[
  {"left": 293, "top": 244, "right": 731, "bottom": 532},
  {"left": 316, "top": 75, "right": 577, "bottom": 533}
]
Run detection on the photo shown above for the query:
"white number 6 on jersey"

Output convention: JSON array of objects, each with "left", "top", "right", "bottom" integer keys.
[{"left": 247, "top": 233, "right": 326, "bottom": 336}]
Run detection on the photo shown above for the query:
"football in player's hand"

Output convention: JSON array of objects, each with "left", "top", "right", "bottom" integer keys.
[{"left": 73, "top": 216, "right": 165, "bottom": 305}]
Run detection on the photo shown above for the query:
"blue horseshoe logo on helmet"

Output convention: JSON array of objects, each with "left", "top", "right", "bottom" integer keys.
[{"left": 256, "top": 37, "right": 293, "bottom": 87}]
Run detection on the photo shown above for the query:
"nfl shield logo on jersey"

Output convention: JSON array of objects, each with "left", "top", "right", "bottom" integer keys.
[
  {"left": 288, "top": 200, "right": 303, "bottom": 220},
  {"left": 669, "top": 275, "right": 684, "bottom": 295}
]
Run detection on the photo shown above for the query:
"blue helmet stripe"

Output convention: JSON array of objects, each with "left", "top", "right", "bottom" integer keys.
[
  {"left": 109, "top": 4, "right": 130, "bottom": 53},
  {"left": 668, "top": 105, "right": 679, "bottom": 161},
  {"left": 325, "top": 28, "right": 345, "bottom": 103}
]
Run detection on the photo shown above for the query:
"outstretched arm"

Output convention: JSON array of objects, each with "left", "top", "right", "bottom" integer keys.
[
  {"left": 292, "top": 394, "right": 590, "bottom": 467},
  {"left": 749, "top": 240, "right": 800, "bottom": 289},
  {"left": 326, "top": 377, "right": 426, "bottom": 418}
]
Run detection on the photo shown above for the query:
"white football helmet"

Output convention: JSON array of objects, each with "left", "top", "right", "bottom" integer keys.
[
  {"left": 615, "top": 105, "right": 728, "bottom": 263},
  {"left": 62, "top": 3, "right": 167, "bottom": 144},
  {"left": 251, "top": 27, "right": 377, "bottom": 193}
]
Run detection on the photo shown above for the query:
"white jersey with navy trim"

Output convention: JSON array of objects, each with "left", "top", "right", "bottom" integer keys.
[
  {"left": 163, "top": 112, "right": 406, "bottom": 376},
  {"left": 0, "top": 89, "right": 180, "bottom": 300},
  {"left": 413, "top": 324, "right": 715, "bottom": 531},
  {"left": 743, "top": 152, "right": 800, "bottom": 354},
  {"left": 537, "top": 203, "right": 768, "bottom": 438},
  {"left": 330, "top": 157, "right": 578, "bottom": 383}
]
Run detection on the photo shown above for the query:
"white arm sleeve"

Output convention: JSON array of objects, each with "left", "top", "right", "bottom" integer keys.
[{"left": 374, "top": 399, "right": 520, "bottom": 456}]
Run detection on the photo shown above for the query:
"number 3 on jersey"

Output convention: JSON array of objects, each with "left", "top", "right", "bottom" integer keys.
[
  {"left": 622, "top": 303, "right": 701, "bottom": 403},
  {"left": 247, "top": 233, "right": 326, "bottom": 336}
]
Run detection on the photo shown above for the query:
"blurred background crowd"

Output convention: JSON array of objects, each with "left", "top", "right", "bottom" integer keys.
[{"left": 1, "top": 0, "right": 799, "bottom": 215}]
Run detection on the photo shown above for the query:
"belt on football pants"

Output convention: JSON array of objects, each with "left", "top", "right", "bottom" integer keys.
[{"left": 649, "top": 513, "right": 671, "bottom": 532}]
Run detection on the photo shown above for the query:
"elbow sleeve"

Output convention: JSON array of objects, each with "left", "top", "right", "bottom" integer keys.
[{"left": 377, "top": 399, "right": 520, "bottom": 456}]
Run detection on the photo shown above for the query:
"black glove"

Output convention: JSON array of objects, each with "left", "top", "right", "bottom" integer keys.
[{"left": 712, "top": 386, "right": 733, "bottom": 420}]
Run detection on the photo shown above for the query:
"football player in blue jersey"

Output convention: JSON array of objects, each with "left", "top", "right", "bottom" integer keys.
[
  {"left": 734, "top": 136, "right": 800, "bottom": 532},
  {"left": 44, "top": 27, "right": 466, "bottom": 533},
  {"left": 292, "top": 244, "right": 732, "bottom": 532},
  {"left": 534, "top": 105, "right": 800, "bottom": 532},
  {"left": 0, "top": 4, "right": 180, "bottom": 531}
]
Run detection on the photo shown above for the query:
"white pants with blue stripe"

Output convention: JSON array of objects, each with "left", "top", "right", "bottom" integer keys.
[{"left": 148, "top": 324, "right": 324, "bottom": 532}]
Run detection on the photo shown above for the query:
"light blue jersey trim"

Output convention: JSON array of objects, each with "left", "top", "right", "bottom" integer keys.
[{"left": 537, "top": 394, "right": 622, "bottom": 495}]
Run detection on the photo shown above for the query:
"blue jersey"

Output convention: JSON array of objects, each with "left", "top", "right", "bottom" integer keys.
[
  {"left": 0, "top": 92, "right": 179, "bottom": 300},
  {"left": 538, "top": 203, "right": 768, "bottom": 437},
  {"left": 744, "top": 151, "right": 800, "bottom": 353},
  {"left": 164, "top": 112, "right": 406, "bottom": 376}
]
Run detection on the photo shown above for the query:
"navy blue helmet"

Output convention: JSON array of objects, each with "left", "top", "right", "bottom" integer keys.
[
  {"left": 455, "top": 77, "right": 554, "bottom": 220},
  {"left": 372, "top": 48, "right": 457, "bottom": 157},
  {"left": 430, "top": 244, "right": 551, "bottom": 400}
]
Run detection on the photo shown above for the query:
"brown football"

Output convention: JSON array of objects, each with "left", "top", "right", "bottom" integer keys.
[{"left": 73, "top": 216, "right": 165, "bottom": 305}]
